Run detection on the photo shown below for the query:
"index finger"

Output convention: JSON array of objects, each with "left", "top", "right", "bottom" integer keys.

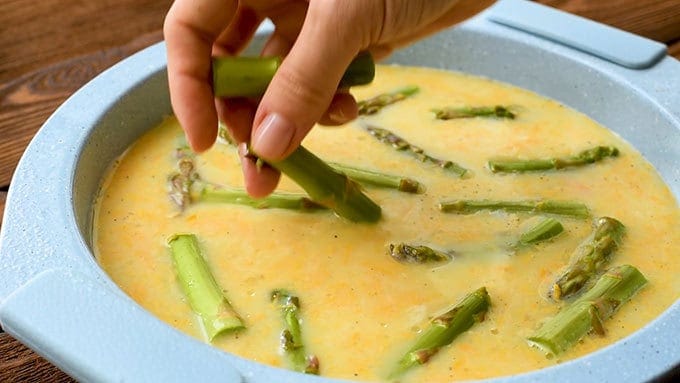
[{"left": 163, "top": 0, "right": 237, "bottom": 152}]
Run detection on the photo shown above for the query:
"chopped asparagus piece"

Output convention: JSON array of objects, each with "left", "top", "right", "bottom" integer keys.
[
  {"left": 329, "top": 162, "right": 423, "bottom": 193},
  {"left": 168, "top": 146, "right": 199, "bottom": 211},
  {"left": 433, "top": 105, "right": 515, "bottom": 120},
  {"left": 529, "top": 264, "right": 647, "bottom": 356},
  {"left": 389, "top": 243, "right": 452, "bottom": 264},
  {"left": 215, "top": 124, "right": 422, "bottom": 194},
  {"left": 488, "top": 146, "right": 620, "bottom": 173},
  {"left": 364, "top": 125, "right": 468, "bottom": 177},
  {"left": 213, "top": 56, "right": 279, "bottom": 98},
  {"left": 392, "top": 218, "right": 564, "bottom": 264},
  {"left": 551, "top": 217, "right": 626, "bottom": 300},
  {"left": 438, "top": 199, "right": 590, "bottom": 218},
  {"left": 167, "top": 142, "right": 334, "bottom": 214},
  {"left": 167, "top": 234, "right": 244, "bottom": 341},
  {"left": 196, "top": 183, "right": 327, "bottom": 211},
  {"left": 213, "top": 52, "right": 375, "bottom": 98},
  {"left": 518, "top": 217, "right": 565, "bottom": 246},
  {"left": 357, "top": 85, "right": 419, "bottom": 115},
  {"left": 256, "top": 145, "right": 382, "bottom": 223},
  {"left": 338, "top": 51, "right": 376, "bottom": 89},
  {"left": 389, "top": 287, "right": 491, "bottom": 379},
  {"left": 271, "top": 289, "right": 319, "bottom": 375}
]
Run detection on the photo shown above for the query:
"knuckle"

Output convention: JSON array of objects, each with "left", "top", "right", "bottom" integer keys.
[{"left": 272, "top": 65, "right": 334, "bottom": 113}]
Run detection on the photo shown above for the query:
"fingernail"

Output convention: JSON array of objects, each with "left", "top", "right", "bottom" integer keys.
[
  {"left": 251, "top": 113, "right": 295, "bottom": 159},
  {"left": 237, "top": 142, "right": 248, "bottom": 162},
  {"left": 328, "top": 108, "right": 346, "bottom": 124}
]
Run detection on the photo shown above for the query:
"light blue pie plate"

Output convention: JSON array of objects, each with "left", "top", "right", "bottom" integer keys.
[{"left": 1, "top": 1, "right": 678, "bottom": 382}]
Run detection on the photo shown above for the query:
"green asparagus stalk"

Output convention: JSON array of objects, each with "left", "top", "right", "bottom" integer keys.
[
  {"left": 391, "top": 218, "right": 564, "bottom": 264},
  {"left": 167, "top": 234, "right": 245, "bottom": 341},
  {"left": 329, "top": 162, "right": 423, "bottom": 193},
  {"left": 438, "top": 199, "right": 590, "bottom": 218},
  {"left": 488, "top": 146, "right": 620, "bottom": 173},
  {"left": 388, "top": 217, "right": 564, "bottom": 267},
  {"left": 550, "top": 217, "right": 626, "bottom": 300},
  {"left": 364, "top": 125, "right": 468, "bottom": 177},
  {"left": 518, "top": 217, "right": 565, "bottom": 246},
  {"left": 389, "top": 287, "right": 491, "bottom": 379},
  {"left": 167, "top": 141, "right": 331, "bottom": 213},
  {"left": 254, "top": 145, "right": 382, "bottom": 223},
  {"left": 529, "top": 264, "right": 647, "bottom": 356},
  {"left": 271, "top": 290, "right": 320, "bottom": 375},
  {"left": 195, "top": 183, "right": 327, "bottom": 211},
  {"left": 433, "top": 105, "right": 515, "bottom": 120},
  {"left": 213, "top": 51, "right": 375, "bottom": 98},
  {"left": 357, "top": 85, "right": 419, "bottom": 115},
  {"left": 389, "top": 243, "right": 452, "bottom": 264}
]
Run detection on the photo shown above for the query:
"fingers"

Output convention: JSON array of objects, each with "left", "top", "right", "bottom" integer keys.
[
  {"left": 238, "top": 3, "right": 307, "bottom": 196},
  {"left": 380, "top": 0, "right": 496, "bottom": 51},
  {"left": 317, "top": 92, "right": 358, "bottom": 126},
  {"left": 238, "top": 143, "right": 281, "bottom": 198},
  {"left": 164, "top": 0, "right": 237, "bottom": 152},
  {"left": 250, "top": 2, "right": 366, "bottom": 162},
  {"left": 215, "top": 98, "right": 256, "bottom": 143},
  {"left": 220, "top": 31, "right": 295, "bottom": 145},
  {"left": 213, "top": 5, "right": 263, "bottom": 56}
]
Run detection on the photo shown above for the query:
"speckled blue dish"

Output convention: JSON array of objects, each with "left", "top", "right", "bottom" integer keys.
[{"left": 1, "top": 1, "right": 678, "bottom": 382}]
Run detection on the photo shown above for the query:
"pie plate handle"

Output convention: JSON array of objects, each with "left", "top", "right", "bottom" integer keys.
[
  {"left": 487, "top": 0, "right": 668, "bottom": 69},
  {"left": 0, "top": 269, "right": 243, "bottom": 383}
]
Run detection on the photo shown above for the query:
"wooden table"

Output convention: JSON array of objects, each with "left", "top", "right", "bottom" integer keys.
[{"left": 1, "top": 0, "right": 679, "bottom": 381}]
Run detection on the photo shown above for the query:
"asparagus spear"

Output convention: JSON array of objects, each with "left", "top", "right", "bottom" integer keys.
[
  {"left": 195, "top": 183, "right": 327, "bottom": 211},
  {"left": 271, "top": 290, "right": 319, "bottom": 375},
  {"left": 433, "top": 105, "right": 515, "bottom": 120},
  {"left": 167, "top": 141, "right": 331, "bottom": 213},
  {"left": 389, "top": 287, "right": 491, "bottom": 379},
  {"left": 213, "top": 51, "right": 375, "bottom": 98},
  {"left": 357, "top": 85, "right": 419, "bottom": 115},
  {"left": 438, "top": 199, "right": 590, "bottom": 218},
  {"left": 329, "top": 162, "right": 423, "bottom": 193},
  {"left": 216, "top": 122, "right": 422, "bottom": 195},
  {"left": 529, "top": 264, "right": 647, "bottom": 356},
  {"left": 167, "top": 234, "right": 245, "bottom": 341},
  {"left": 389, "top": 243, "right": 452, "bottom": 264},
  {"left": 390, "top": 218, "right": 564, "bottom": 264},
  {"left": 550, "top": 217, "right": 626, "bottom": 300},
  {"left": 364, "top": 125, "right": 468, "bottom": 177},
  {"left": 488, "top": 146, "right": 620, "bottom": 173},
  {"left": 253, "top": 145, "right": 382, "bottom": 223},
  {"left": 518, "top": 217, "right": 564, "bottom": 246}
]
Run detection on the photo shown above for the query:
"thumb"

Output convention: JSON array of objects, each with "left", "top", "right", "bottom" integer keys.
[{"left": 250, "top": 3, "right": 365, "bottom": 161}]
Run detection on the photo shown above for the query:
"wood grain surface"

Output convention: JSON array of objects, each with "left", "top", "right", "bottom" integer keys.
[
  {"left": 539, "top": 0, "right": 680, "bottom": 43},
  {"left": 1, "top": 0, "right": 679, "bottom": 381},
  {"left": 0, "top": 0, "right": 171, "bottom": 187},
  {"left": 0, "top": 333, "right": 74, "bottom": 383}
]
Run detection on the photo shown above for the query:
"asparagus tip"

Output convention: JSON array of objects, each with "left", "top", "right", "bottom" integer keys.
[
  {"left": 389, "top": 243, "right": 452, "bottom": 264},
  {"left": 530, "top": 264, "right": 647, "bottom": 356},
  {"left": 549, "top": 216, "right": 626, "bottom": 300}
]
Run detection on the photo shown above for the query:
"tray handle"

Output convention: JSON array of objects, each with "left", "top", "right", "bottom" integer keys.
[
  {"left": 0, "top": 269, "right": 243, "bottom": 383},
  {"left": 487, "top": 0, "right": 667, "bottom": 69}
]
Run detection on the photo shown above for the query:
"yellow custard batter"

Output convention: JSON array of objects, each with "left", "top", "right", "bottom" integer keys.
[{"left": 94, "top": 65, "right": 680, "bottom": 382}]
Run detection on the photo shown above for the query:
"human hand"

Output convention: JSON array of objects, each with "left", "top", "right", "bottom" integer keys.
[{"left": 164, "top": 0, "right": 495, "bottom": 197}]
